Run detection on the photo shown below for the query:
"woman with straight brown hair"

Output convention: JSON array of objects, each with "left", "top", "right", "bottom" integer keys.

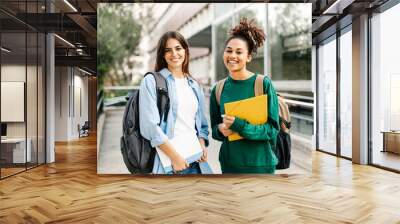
[{"left": 139, "top": 31, "right": 211, "bottom": 174}]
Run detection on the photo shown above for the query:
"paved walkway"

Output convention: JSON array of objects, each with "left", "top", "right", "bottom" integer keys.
[{"left": 98, "top": 107, "right": 129, "bottom": 174}]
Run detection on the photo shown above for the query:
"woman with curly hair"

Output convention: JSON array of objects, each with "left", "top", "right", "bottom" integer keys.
[{"left": 209, "top": 18, "right": 280, "bottom": 174}]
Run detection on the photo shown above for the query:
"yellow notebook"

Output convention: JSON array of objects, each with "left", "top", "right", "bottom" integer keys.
[{"left": 224, "top": 94, "right": 268, "bottom": 141}]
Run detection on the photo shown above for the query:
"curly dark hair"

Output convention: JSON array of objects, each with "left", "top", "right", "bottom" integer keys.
[{"left": 225, "top": 18, "right": 266, "bottom": 55}]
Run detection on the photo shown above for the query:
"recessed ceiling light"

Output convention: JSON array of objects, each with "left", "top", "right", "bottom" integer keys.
[
  {"left": 1, "top": 47, "right": 11, "bottom": 53},
  {"left": 322, "top": 0, "right": 354, "bottom": 15},
  {"left": 63, "top": 0, "right": 78, "bottom": 12},
  {"left": 78, "top": 67, "right": 92, "bottom": 76},
  {"left": 54, "top": 34, "right": 75, "bottom": 48}
]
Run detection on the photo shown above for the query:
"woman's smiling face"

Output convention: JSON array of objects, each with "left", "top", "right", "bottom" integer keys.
[
  {"left": 223, "top": 38, "right": 251, "bottom": 73},
  {"left": 164, "top": 38, "right": 185, "bottom": 70}
]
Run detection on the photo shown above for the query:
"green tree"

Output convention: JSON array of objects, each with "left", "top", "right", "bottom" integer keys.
[{"left": 97, "top": 3, "right": 142, "bottom": 87}]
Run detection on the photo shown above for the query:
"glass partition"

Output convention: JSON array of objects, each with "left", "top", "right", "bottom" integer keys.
[
  {"left": 1, "top": 27, "right": 28, "bottom": 178},
  {"left": 38, "top": 32, "right": 45, "bottom": 165},
  {"left": 27, "top": 30, "right": 38, "bottom": 169},
  {"left": 371, "top": 3, "right": 400, "bottom": 171},
  {"left": 317, "top": 35, "right": 337, "bottom": 154},
  {"left": 339, "top": 27, "right": 352, "bottom": 158},
  {"left": 0, "top": 1, "right": 46, "bottom": 179}
]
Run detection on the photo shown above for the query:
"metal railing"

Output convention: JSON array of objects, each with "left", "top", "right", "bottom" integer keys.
[
  {"left": 284, "top": 99, "right": 314, "bottom": 109},
  {"left": 101, "top": 86, "right": 140, "bottom": 108},
  {"left": 278, "top": 92, "right": 314, "bottom": 139},
  {"left": 103, "top": 86, "right": 139, "bottom": 91},
  {"left": 97, "top": 90, "right": 104, "bottom": 119},
  {"left": 100, "top": 85, "right": 315, "bottom": 137}
]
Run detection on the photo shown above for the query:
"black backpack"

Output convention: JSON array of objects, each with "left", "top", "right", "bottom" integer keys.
[
  {"left": 275, "top": 95, "right": 291, "bottom": 170},
  {"left": 120, "top": 72, "right": 169, "bottom": 173}
]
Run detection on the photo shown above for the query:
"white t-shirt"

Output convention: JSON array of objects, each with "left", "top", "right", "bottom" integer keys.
[{"left": 174, "top": 77, "right": 198, "bottom": 137}]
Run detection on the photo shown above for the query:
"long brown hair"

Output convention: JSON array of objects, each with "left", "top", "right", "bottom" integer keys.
[{"left": 155, "top": 31, "right": 190, "bottom": 75}]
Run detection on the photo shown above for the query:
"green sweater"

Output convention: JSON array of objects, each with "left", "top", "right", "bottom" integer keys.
[{"left": 210, "top": 74, "right": 280, "bottom": 174}]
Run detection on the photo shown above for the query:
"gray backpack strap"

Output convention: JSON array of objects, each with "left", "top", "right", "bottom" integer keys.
[
  {"left": 254, "top": 74, "right": 264, "bottom": 96},
  {"left": 215, "top": 78, "right": 227, "bottom": 106},
  {"left": 144, "top": 72, "right": 169, "bottom": 124}
]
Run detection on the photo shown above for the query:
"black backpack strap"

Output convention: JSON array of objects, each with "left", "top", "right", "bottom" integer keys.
[
  {"left": 144, "top": 72, "right": 170, "bottom": 125},
  {"left": 280, "top": 116, "right": 291, "bottom": 129}
]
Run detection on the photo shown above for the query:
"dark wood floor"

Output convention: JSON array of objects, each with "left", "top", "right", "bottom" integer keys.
[{"left": 0, "top": 134, "right": 399, "bottom": 223}]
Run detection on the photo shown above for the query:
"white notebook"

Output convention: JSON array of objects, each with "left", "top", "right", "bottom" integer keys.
[{"left": 156, "top": 133, "right": 203, "bottom": 173}]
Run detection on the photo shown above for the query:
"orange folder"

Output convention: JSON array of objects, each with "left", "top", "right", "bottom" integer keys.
[{"left": 224, "top": 94, "right": 268, "bottom": 141}]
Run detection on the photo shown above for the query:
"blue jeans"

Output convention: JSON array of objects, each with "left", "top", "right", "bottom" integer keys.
[{"left": 169, "top": 162, "right": 201, "bottom": 174}]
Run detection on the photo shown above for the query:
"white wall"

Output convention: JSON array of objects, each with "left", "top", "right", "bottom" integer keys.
[
  {"left": 72, "top": 72, "right": 89, "bottom": 138},
  {"left": 1, "top": 64, "right": 25, "bottom": 131},
  {"left": 1, "top": 82, "right": 25, "bottom": 122},
  {"left": 55, "top": 66, "right": 69, "bottom": 141},
  {"left": 54, "top": 67, "right": 89, "bottom": 141},
  {"left": 1, "top": 65, "right": 25, "bottom": 81},
  {"left": 1, "top": 65, "right": 28, "bottom": 138}
]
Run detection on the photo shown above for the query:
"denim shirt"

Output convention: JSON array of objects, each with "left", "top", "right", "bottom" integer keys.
[{"left": 139, "top": 68, "right": 212, "bottom": 174}]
